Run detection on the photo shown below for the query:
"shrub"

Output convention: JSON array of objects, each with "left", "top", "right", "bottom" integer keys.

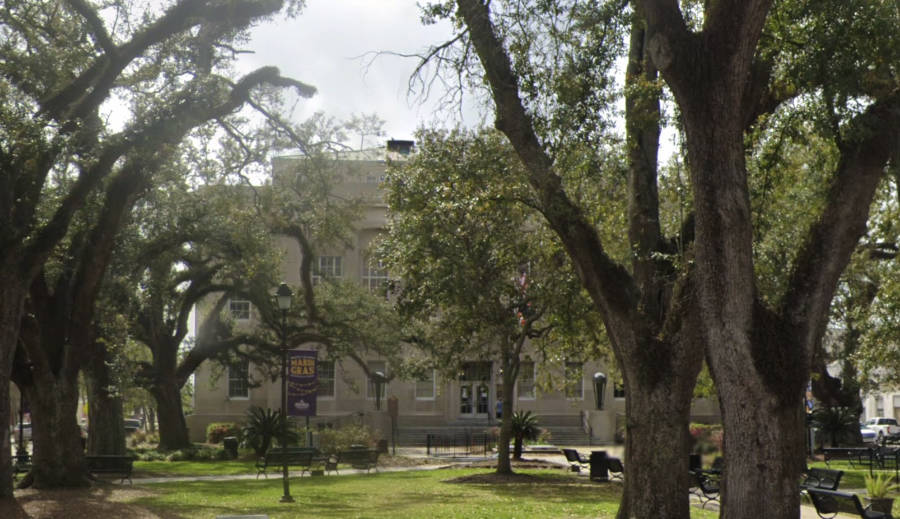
[
  {"left": 128, "top": 429, "right": 160, "bottom": 448},
  {"left": 206, "top": 422, "right": 241, "bottom": 444},
  {"left": 131, "top": 448, "right": 167, "bottom": 461},
  {"left": 317, "top": 424, "right": 374, "bottom": 455}
]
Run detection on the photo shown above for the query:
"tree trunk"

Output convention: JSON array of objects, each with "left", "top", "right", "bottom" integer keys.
[
  {"left": 716, "top": 361, "right": 806, "bottom": 518},
  {"left": 153, "top": 381, "right": 191, "bottom": 450},
  {"left": 23, "top": 374, "right": 91, "bottom": 488},
  {"left": 85, "top": 349, "right": 127, "bottom": 455},
  {"left": 496, "top": 344, "right": 516, "bottom": 474},
  {"left": 0, "top": 273, "right": 28, "bottom": 497},
  {"left": 616, "top": 377, "right": 696, "bottom": 519}
]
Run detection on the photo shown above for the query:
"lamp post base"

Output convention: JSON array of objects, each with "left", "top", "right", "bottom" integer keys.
[{"left": 280, "top": 495, "right": 295, "bottom": 503}]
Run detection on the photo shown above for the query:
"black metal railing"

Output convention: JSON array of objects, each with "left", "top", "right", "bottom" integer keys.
[{"left": 425, "top": 431, "right": 493, "bottom": 457}]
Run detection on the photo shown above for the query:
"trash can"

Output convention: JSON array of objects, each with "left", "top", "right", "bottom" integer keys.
[
  {"left": 590, "top": 450, "right": 609, "bottom": 482},
  {"left": 377, "top": 439, "right": 388, "bottom": 454},
  {"left": 223, "top": 436, "right": 238, "bottom": 459},
  {"left": 689, "top": 453, "right": 701, "bottom": 472}
]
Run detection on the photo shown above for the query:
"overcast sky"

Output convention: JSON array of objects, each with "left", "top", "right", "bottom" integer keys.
[{"left": 237, "top": 0, "right": 483, "bottom": 145}]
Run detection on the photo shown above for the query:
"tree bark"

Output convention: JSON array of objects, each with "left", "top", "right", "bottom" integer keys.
[
  {"left": 0, "top": 271, "right": 28, "bottom": 497},
  {"left": 85, "top": 346, "right": 127, "bottom": 455},
  {"left": 496, "top": 342, "right": 514, "bottom": 474},
  {"left": 22, "top": 376, "right": 90, "bottom": 489},
  {"left": 153, "top": 381, "right": 191, "bottom": 450}
]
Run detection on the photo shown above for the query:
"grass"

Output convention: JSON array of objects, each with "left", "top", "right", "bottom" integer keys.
[
  {"left": 807, "top": 459, "right": 896, "bottom": 493},
  {"left": 126, "top": 467, "right": 720, "bottom": 518},
  {"left": 134, "top": 459, "right": 256, "bottom": 477}
]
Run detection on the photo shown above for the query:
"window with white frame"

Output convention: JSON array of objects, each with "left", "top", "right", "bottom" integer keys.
[
  {"left": 228, "top": 359, "right": 250, "bottom": 399},
  {"left": 312, "top": 256, "right": 343, "bottom": 285},
  {"left": 367, "top": 361, "right": 387, "bottom": 399},
  {"left": 229, "top": 299, "right": 251, "bottom": 320},
  {"left": 565, "top": 361, "right": 584, "bottom": 399},
  {"left": 361, "top": 260, "right": 390, "bottom": 292},
  {"left": 415, "top": 370, "right": 436, "bottom": 399},
  {"left": 517, "top": 360, "right": 535, "bottom": 399},
  {"left": 318, "top": 360, "right": 335, "bottom": 398}
]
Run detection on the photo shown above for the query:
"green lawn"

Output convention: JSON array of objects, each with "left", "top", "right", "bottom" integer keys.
[
  {"left": 807, "top": 460, "right": 898, "bottom": 492},
  {"left": 127, "top": 468, "right": 720, "bottom": 518},
  {"left": 134, "top": 459, "right": 257, "bottom": 477}
]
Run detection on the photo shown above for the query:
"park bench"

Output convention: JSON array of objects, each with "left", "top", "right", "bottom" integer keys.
[
  {"left": 606, "top": 456, "right": 625, "bottom": 481},
  {"left": 562, "top": 448, "right": 589, "bottom": 473},
  {"left": 801, "top": 468, "right": 844, "bottom": 491},
  {"left": 823, "top": 447, "right": 875, "bottom": 468},
  {"left": 86, "top": 455, "right": 134, "bottom": 484},
  {"left": 807, "top": 488, "right": 892, "bottom": 519},
  {"left": 689, "top": 469, "right": 720, "bottom": 509},
  {"left": 329, "top": 448, "right": 379, "bottom": 474},
  {"left": 256, "top": 447, "right": 322, "bottom": 479}
]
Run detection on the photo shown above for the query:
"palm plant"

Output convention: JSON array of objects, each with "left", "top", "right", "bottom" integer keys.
[
  {"left": 510, "top": 410, "right": 541, "bottom": 460},
  {"left": 241, "top": 406, "right": 299, "bottom": 456},
  {"left": 810, "top": 406, "right": 859, "bottom": 447}
]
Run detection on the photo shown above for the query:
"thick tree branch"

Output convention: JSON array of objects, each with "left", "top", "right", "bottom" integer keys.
[
  {"left": 24, "top": 66, "right": 303, "bottom": 281},
  {"left": 41, "top": 0, "right": 286, "bottom": 121},
  {"left": 65, "top": 0, "right": 117, "bottom": 55},
  {"left": 455, "top": 0, "right": 638, "bottom": 321},
  {"left": 783, "top": 92, "right": 900, "bottom": 354}
]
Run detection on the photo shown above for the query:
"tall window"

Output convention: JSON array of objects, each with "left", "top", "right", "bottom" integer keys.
[
  {"left": 313, "top": 256, "right": 343, "bottom": 285},
  {"left": 228, "top": 359, "right": 250, "bottom": 399},
  {"left": 367, "top": 361, "right": 386, "bottom": 399},
  {"left": 361, "top": 260, "right": 390, "bottom": 292},
  {"left": 565, "top": 361, "right": 583, "bottom": 399},
  {"left": 415, "top": 370, "right": 436, "bottom": 400},
  {"left": 517, "top": 360, "right": 535, "bottom": 399},
  {"left": 876, "top": 396, "right": 885, "bottom": 416},
  {"left": 229, "top": 299, "right": 251, "bottom": 320},
  {"left": 318, "top": 360, "right": 335, "bottom": 398}
]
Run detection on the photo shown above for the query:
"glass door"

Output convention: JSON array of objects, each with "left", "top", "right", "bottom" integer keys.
[{"left": 460, "top": 383, "right": 474, "bottom": 415}]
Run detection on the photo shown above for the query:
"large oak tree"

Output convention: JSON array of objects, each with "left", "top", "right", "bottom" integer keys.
[
  {"left": 421, "top": 0, "right": 900, "bottom": 516},
  {"left": 0, "top": 0, "right": 311, "bottom": 493}
]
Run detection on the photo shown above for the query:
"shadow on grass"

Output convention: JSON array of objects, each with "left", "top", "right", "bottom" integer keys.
[{"left": 131, "top": 469, "right": 614, "bottom": 518}]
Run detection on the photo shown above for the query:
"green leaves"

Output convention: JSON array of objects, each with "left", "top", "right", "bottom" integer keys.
[{"left": 380, "top": 127, "right": 597, "bottom": 375}]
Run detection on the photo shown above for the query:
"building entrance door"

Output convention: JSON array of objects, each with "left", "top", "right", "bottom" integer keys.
[{"left": 458, "top": 362, "right": 492, "bottom": 419}]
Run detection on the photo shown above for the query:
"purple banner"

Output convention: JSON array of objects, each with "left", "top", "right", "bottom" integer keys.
[{"left": 287, "top": 350, "right": 318, "bottom": 416}]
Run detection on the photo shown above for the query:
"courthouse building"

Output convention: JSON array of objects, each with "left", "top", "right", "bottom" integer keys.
[{"left": 186, "top": 140, "right": 717, "bottom": 445}]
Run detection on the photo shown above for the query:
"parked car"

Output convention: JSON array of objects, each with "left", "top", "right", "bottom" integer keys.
[
  {"left": 124, "top": 418, "right": 142, "bottom": 434},
  {"left": 861, "top": 424, "right": 877, "bottom": 443},
  {"left": 864, "top": 417, "right": 900, "bottom": 443}
]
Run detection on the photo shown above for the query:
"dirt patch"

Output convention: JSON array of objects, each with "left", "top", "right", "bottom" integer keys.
[
  {"left": 4, "top": 485, "right": 169, "bottom": 519},
  {"left": 444, "top": 458, "right": 568, "bottom": 485},
  {"left": 446, "top": 471, "right": 546, "bottom": 484}
]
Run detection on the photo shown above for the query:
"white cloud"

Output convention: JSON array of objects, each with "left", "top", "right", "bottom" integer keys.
[{"left": 238, "top": 0, "right": 481, "bottom": 142}]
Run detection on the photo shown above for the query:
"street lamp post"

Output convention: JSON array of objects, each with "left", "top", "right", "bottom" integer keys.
[
  {"left": 276, "top": 282, "right": 294, "bottom": 504},
  {"left": 16, "top": 389, "right": 27, "bottom": 463}
]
